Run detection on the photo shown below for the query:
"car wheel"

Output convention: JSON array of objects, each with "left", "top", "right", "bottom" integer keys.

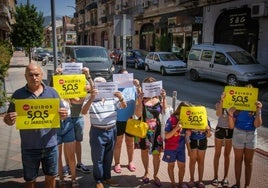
[
  {"left": 145, "top": 65, "right": 150, "bottom": 72},
  {"left": 134, "top": 62, "right": 139, "bottom": 69},
  {"left": 161, "top": 67, "right": 166, "bottom": 76},
  {"left": 190, "top": 69, "right": 199, "bottom": 81},
  {"left": 227, "top": 75, "right": 238, "bottom": 86}
]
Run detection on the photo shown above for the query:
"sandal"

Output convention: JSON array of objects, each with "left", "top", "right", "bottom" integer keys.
[
  {"left": 142, "top": 176, "right": 150, "bottom": 184},
  {"left": 221, "top": 179, "right": 229, "bottom": 187},
  {"left": 113, "top": 164, "right": 122, "bottom": 174},
  {"left": 211, "top": 178, "right": 219, "bottom": 186},
  {"left": 153, "top": 177, "right": 161, "bottom": 187},
  {"left": 128, "top": 163, "right": 136, "bottom": 172}
]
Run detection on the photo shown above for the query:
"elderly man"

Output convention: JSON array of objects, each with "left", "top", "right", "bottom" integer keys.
[
  {"left": 3, "top": 63, "right": 68, "bottom": 188},
  {"left": 81, "top": 77, "right": 127, "bottom": 188}
]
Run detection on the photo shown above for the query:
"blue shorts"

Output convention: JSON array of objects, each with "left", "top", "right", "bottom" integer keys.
[
  {"left": 21, "top": 145, "right": 58, "bottom": 181},
  {"left": 232, "top": 127, "right": 257, "bottom": 149},
  {"left": 71, "top": 117, "right": 84, "bottom": 141},
  {"left": 162, "top": 149, "right": 186, "bottom": 163},
  {"left": 57, "top": 118, "right": 75, "bottom": 145}
]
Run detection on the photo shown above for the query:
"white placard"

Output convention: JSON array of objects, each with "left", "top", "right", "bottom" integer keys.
[
  {"left": 142, "top": 81, "right": 162, "bottom": 98},
  {"left": 95, "top": 82, "right": 118, "bottom": 98},
  {"left": 113, "top": 73, "right": 133, "bottom": 88},
  {"left": 62, "top": 62, "right": 83, "bottom": 74}
]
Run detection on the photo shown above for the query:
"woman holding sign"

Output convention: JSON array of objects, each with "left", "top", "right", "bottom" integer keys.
[
  {"left": 228, "top": 99, "right": 263, "bottom": 188},
  {"left": 134, "top": 77, "right": 167, "bottom": 187}
]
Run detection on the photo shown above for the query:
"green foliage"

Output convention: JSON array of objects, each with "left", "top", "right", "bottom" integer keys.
[
  {"left": 155, "top": 33, "right": 170, "bottom": 51},
  {"left": 10, "top": 4, "right": 44, "bottom": 63},
  {"left": 0, "top": 42, "right": 13, "bottom": 108}
]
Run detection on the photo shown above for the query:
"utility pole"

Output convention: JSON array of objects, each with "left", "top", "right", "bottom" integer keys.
[{"left": 49, "top": 0, "right": 58, "bottom": 84}]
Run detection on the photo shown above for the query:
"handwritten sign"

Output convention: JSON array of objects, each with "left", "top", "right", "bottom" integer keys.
[
  {"left": 53, "top": 74, "right": 87, "bottom": 98},
  {"left": 180, "top": 106, "right": 208, "bottom": 130},
  {"left": 95, "top": 82, "right": 118, "bottom": 98},
  {"left": 142, "top": 81, "right": 162, "bottom": 98},
  {"left": 15, "top": 99, "right": 60, "bottom": 129},
  {"left": 223, "top": 86, "right": 258, "bottom": 111},
  {"left": 62, "top": 62, "right": 83, "bottom": 74},
  {"left": 113, "top": 73, "right": 133, "bottom": 88}
]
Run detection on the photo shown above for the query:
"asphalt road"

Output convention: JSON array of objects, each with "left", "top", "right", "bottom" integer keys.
[{"left": 122, "top": 65, "right": 268, "bottom": 126}]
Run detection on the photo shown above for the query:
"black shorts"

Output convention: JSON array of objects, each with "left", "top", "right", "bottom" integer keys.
[
  {"left": 190, "top": 138, "right": 207, "bottom": 150},
  {"left": 215, "top": 127, "right": 233, "bottom": 139},
  {"left": 116, "top": 121, "right": 133, "bottom": 137}
]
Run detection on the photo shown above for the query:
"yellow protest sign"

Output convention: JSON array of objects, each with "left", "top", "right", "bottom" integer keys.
[
  {"left": 53, "top": 74, "right": 87, "bottom": 98},
  {"left": 223, "top": 86, "right": 258, "bottom": 111},
  {"left": 15, "top": 99, "right": 60, "bottom": 129},
  {"left": 180, "top": 106, "right": 208, "bottom": 130}
]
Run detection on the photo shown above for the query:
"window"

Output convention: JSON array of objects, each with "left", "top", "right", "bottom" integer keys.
[
  {"left": 214, "top": 52, "right": 226, "bottom": 65},
  {"left": 188, "top": 49, "right": 201, "bottom": 60},
  {"left": 201, "top": 50, "right": 213, "bottom": 61}
]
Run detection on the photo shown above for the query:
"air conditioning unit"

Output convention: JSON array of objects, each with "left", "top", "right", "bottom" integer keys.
[{"left": 251, "top": 2, "right": 267, "bottom": 17}]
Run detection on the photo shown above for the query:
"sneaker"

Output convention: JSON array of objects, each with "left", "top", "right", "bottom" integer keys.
[
  {"left": 198, "top": 182, "right": 205, "bottom": 188},
  {"left": 187, "top": 181, "right": 195, "bottom": 188},
  {"left": 76, "top": 163, "right": 91, "bottom": 174},
  {"left": 103, "top": 179, "right": 119, "bottom": 187},
  {"left": 221, "top": 179, "right": 229, "bottom": 187},
  {"left": 211, "top": 178, "right": 219, "bottom": 186},
  {"left": 62, "top": 165, "right": 70, "bottom": 176},
  {"left": 72, "top": 180, "right": 79, "bottom": 188}
]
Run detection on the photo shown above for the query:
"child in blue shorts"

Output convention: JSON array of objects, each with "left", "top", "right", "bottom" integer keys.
[{"left": 162, "top": 101, "right": 192, "bottom": 188}]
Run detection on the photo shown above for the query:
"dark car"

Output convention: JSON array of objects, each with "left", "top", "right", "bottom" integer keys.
[
  {"left": 32, "top": 48, "right": 50, "bottom": 61},
  {"left": 63, "top": 45, "right": 115, "bottom": 80},
  {"left": 124, "top": 49, "right": 148, "bottom": 69}
]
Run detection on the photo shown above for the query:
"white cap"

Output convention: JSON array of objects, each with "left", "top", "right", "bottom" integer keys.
[{"left": 94, "top": 77, "right": 106, "bottom": 83}]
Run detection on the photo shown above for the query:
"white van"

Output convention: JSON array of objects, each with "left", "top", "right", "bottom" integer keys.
[{"left": 187, "top": 43, "right": 268, "bottom": 86}]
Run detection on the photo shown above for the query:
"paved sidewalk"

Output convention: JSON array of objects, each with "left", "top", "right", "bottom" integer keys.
[{"left": 0, "top": 51, "right": 268, "bottom": 188}]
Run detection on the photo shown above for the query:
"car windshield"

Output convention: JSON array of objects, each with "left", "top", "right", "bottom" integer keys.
[
  {"left": 159, "top": 53, "right": 179, "bottom": 61},
  {"left": 227, "top": 51, "right": 259, "bottom": 65},
  {"left": 75, "top": 48, "right": 108, "bottom": 62}
]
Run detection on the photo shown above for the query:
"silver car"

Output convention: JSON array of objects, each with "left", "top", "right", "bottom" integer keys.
[
  {"left": 144, "top": 52, "right": 187, "bottom": 76},
  {"left": 187, "top": 43, "right": 268, "bottom": 86}
]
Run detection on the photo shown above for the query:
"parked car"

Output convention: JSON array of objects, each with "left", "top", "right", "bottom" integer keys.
[
  {"left": 62, "top": 45, "right": 115, "bottom": 80},
  {"left": 144, "top": 52, "right": 187, "bottom": 75},
  {"left": 32, "top": 48, "right": 51, "bottom": 61},
  {"left": 187, "top": 43, "right": 268, "bottom": 86},
  {"left": 125, "top": 49, "right": 148, "bottom": 69}
]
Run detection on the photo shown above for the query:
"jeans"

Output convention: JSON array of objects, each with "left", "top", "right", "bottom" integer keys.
[
  {"left": 89, "top": 126, "right": 117, "bottom": 183},
  {"left": 71, "top": 117, "right": 84, "bottom": 142},
  {"left": 21, "top": 145, "right": 58, "bottom": 181}
]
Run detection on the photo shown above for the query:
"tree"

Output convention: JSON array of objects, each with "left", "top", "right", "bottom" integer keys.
[
  {"left": 10, "top": 4, "right": 44, "bottom": 63},
  {"left": 0, "top": 41, "right": 13, "bottom": 109}
]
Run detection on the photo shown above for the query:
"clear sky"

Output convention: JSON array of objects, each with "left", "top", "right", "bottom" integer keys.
[{"left": 17, "top": 0, "right": 76, "bottom": 17}]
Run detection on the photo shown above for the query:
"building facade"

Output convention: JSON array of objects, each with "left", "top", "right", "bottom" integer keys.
[
  {"left": 0, "top": 0, "right": 16, "bottom": 41},
  {"left": 75, "top": 0, "right": 268, "bottom": 67}
]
